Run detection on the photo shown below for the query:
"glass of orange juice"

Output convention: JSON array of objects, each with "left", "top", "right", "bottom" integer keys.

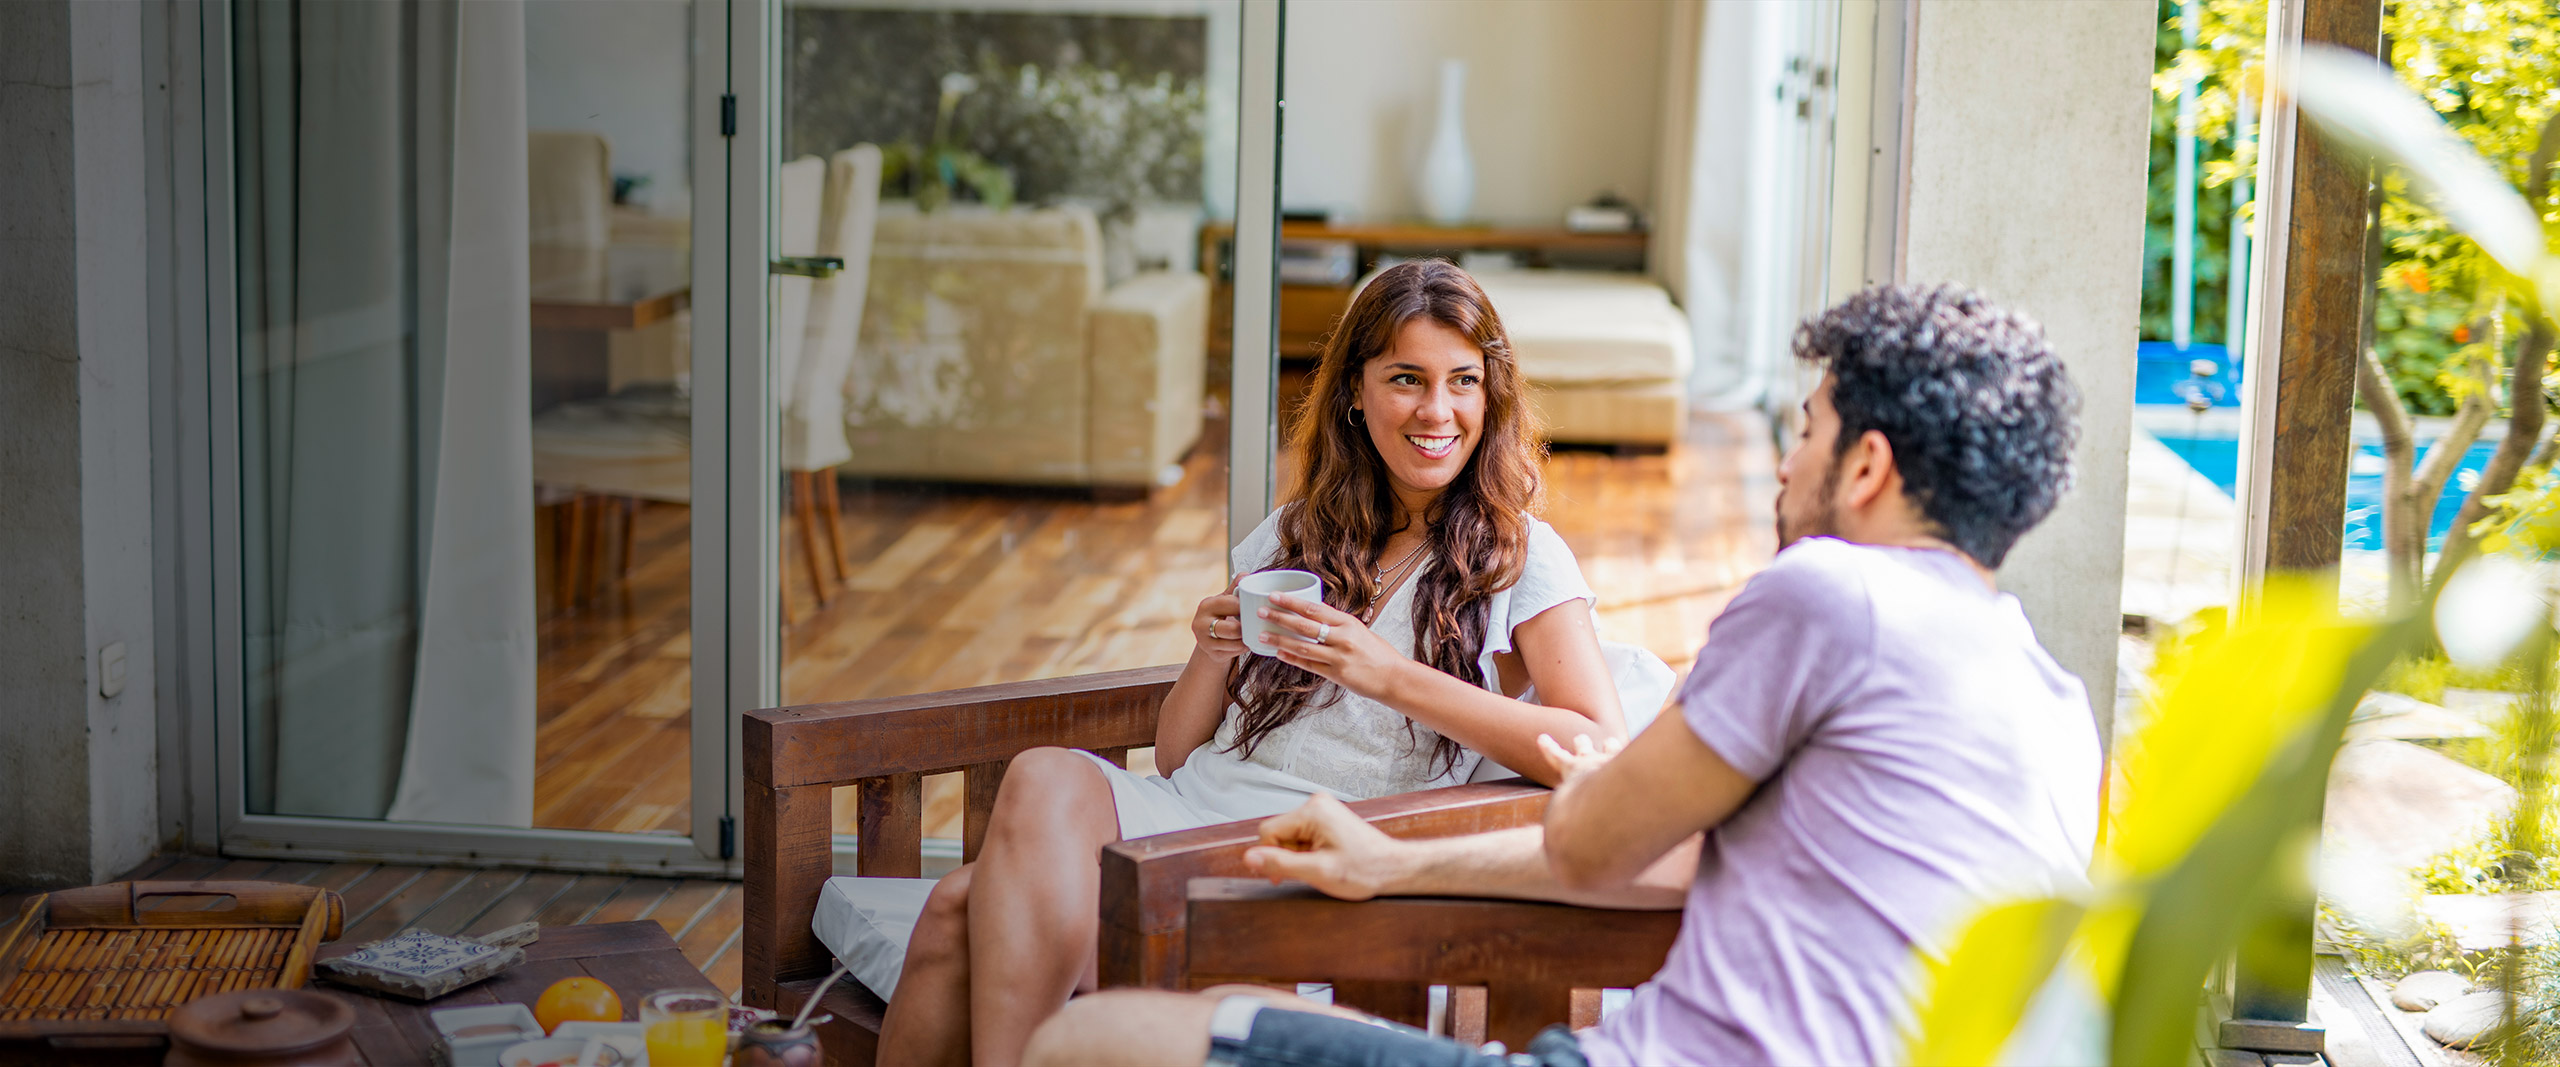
[{"left": 640, "top": 989, "right": 728, "bottom": 1067}]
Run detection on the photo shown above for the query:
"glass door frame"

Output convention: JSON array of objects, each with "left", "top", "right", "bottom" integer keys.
[
  {"left": 1226, "top": 0, "right": 1285, "bottom": 549},
  {"left": 181, "top": 0, "right": 742, "bottom": 873}
]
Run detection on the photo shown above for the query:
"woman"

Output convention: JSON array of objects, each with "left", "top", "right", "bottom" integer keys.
[{"left": 879, "top": 260, "right": 1624, "bottom": 1065}]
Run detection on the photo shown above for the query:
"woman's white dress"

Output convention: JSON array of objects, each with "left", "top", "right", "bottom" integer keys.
[{"left": 1084, "top": 506, "right": 1597, "bottom": 838}]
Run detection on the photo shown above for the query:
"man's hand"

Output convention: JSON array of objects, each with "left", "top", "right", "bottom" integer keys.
[
  {"left": 1242, "top": 794, "right": 1408, "bottom": 901},
  {"left": 1534, "top": 731, "right": 1625, "bottom": 785}
]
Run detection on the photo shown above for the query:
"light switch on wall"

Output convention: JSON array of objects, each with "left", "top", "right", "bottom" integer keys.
[{"left": 99, "top": 641, "right": 126, "bottom": 699}]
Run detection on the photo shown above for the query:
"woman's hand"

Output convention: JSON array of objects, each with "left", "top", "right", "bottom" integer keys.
[
  {"left": 1260, "top": 591, "right": 1409, "bottom": 701},
  {"left": 1191, "top": 582, "right": 1248, "bottom": 663}
]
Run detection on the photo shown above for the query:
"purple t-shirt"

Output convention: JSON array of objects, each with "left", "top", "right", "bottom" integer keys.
[{"left": 1578, "top": 537, "right": 2101, "bottom": 1067}]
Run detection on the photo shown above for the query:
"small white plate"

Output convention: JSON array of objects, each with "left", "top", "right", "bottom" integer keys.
[{"left": 550, "top": 1020, "right": 650, "bottom": 1066}]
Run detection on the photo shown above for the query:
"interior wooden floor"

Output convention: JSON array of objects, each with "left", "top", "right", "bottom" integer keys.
[{"left": 532, "top": 407, "right": 1778, "bottom": 839}]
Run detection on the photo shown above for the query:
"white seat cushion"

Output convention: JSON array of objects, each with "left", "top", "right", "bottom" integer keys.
[
  {"left": 529, "top": 396, "right": 691, "bottom": 502},
  {"left": 814, "top": 875, "right": 939, "bottom": 1002},
  {"left": 1469, "top": 270, "right": 1693, "bottom": 385}
]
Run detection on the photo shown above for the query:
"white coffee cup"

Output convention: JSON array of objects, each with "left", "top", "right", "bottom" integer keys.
[{"left": 1236, "top": 569, "right": 1324, "bottom": 656}]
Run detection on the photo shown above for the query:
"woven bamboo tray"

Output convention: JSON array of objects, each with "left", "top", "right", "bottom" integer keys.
[{"left": 0, "top": 880, "right": 343, "bottom": 1041}]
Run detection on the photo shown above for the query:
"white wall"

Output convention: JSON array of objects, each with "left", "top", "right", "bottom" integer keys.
[
  {"left": 1282, "top": 0, "right": 1670, "bottom": 226},
  {"left": 1, "top": 0, "right": 161, "bottom": 887},
  {"left": 524, "top": 0, "right": 691, "bottom": 216},
  {"left": 1901, "top": 1, "right": 2156, "bottom": 733}
]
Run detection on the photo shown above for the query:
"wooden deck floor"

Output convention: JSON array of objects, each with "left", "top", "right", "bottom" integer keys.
[
  {"left": 1, "top": 854, "right": 752, "bottom": 1001},
  {"left": 533, "top": 408, "right": 1778, "bottom": 839}
]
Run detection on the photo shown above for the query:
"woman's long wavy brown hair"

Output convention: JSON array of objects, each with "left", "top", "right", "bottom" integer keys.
[{"left": 1224, "top": 260, "right": 1544, "bottom": 776}]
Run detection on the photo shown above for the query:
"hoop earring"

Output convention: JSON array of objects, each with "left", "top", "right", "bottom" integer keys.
[{"left": 1345, "top": 406, "right": 1363, "bottom": 427}]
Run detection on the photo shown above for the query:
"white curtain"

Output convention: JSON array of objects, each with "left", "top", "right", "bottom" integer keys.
[
  {"left": 1659, "top": 0, "right": 1803, "bottom": 411},
  {"left": 237, "top": 0, "right": 535, "bottom": 827}
]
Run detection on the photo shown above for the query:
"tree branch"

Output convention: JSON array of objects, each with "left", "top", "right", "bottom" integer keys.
[
  {"left": 2411, "top": 341, "right": 2493, "bottom": 508},
  {"left": 2443, "top": 319, "right": 2554, "bottom": 573},
  {"left": 2357, "top": 170, "right": 2424, "bottom": 608}
]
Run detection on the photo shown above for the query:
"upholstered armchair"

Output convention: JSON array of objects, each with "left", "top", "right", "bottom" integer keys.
[{"left": 841, "top": 203, "right": 1209, "bottom": 493}]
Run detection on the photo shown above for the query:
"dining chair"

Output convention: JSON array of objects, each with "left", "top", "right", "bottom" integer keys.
[
  {"left": 528, "top": 130, "right": 611, "bottom": 248},
  {"left": 775, "top": 144, "right": 885, "bottom": 617},
  {"left": 533, "top": 155, "right": 838, "bottom": 619}
]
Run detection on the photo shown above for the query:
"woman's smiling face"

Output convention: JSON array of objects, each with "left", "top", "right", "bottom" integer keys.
[{"left": 1357, "top": 316, "right": 1487, "bottom": 504}]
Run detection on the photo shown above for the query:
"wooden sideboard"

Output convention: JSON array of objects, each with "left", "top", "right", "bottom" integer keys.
[{"left": 1197, "top": 221, "right": 1648, "bottom": 365}]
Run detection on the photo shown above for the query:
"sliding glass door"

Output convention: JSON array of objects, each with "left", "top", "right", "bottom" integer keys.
[{"left": 206, "top": 0, "right": 734, "bottom": 869}]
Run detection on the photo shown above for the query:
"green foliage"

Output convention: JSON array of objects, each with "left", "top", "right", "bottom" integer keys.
[
  {"left": 2375, "top": 652, "right": 2520, "bottom": 705},
  {"left": 964, "top": 62, "right": 1204, "bottom": 217},
  {"left": 2170, "top": 0, "right": 2560, "bottom": 416},
  {"left": 2375, "top": 278, "right": 2491, "bottom": 415},
  {"left": 2141, "top": 0, "right": 2238, "bottom": 347},
  {"left": 2322, "top": 900, "right": 2476, "bottom": 979},
  {"left": 2378, "top": 652, "right": 2459, "bottom": 703},
  {"left": 784, "top": 7, "right": 1208, "bottom": 211},
  {"left": 2482, "top": 465, "right": 2560, "bottom": 559},
  {"left": 2414, "top": 812, "right": 2560, "bottom": 896},
  {"left": 880, "top": 141, "right": 1015, "bottom": 212}
]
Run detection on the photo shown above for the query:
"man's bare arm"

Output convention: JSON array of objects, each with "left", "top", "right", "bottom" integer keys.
[
  {"left": 1370, "top": 825, "right": 1699, "bottom": 910},
  {"left": 1543, "top": 707, "right": 1758, "bottom": 891},
  {"left": 1242, "top": 795, "right": 1697, "bottom": 910}
]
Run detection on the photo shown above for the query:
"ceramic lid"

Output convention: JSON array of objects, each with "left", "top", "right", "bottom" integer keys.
[{"left": 167, "top": 988, "right": 355, "bottom": 1056}]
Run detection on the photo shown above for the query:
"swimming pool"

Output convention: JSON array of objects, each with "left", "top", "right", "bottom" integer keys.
[{"left": 2152, "top": 430, "right": 2498, "bottom": 551}]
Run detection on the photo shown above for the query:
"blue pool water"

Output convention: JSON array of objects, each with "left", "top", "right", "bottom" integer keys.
[
  {"left": 2135, "top": 341, "right": 2243, "bottom": 408},
  {"left": 2153, "top": 431, "right": 2499, "bottom": 551},
  {"left": 2136, "top": 340, "right": 2496, "bottom": 550}
]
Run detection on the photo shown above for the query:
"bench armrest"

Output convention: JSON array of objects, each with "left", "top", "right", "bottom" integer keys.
[
  {"left": 1097, "top": 778, "right": 1551, "bottom": 989},
  {"left": 1183, "top": 878, "right": 1680, "bottom": 1049},
  {"left": 744, "top": 665, "right": 1180, "bottom": 1009},
  {"left": 744, "top": 663, "right": 1179, "bottom": 788}
]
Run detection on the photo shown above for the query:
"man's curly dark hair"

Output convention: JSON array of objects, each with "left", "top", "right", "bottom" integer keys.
[{"left": 1792, "top": 283, "right": 2080, "bottom": 569}]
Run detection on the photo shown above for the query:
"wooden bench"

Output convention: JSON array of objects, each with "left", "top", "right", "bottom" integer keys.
[{"left": 743, "top": 665, "right": 1672, "bottom": 1064}]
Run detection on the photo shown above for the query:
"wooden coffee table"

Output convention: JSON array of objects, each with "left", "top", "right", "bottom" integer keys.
[{"left": 318, "top": 921, "right": 716, "bottom": 1065}]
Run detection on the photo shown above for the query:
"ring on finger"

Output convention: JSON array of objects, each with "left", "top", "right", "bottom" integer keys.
[{"left": 1316, "top": 622, "right": 1332, "bottom": 645}]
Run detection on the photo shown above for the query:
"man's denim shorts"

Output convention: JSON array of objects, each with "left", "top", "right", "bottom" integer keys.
[{"left": 1201, "top": 995, "right": 1589, "bottom": 1067}]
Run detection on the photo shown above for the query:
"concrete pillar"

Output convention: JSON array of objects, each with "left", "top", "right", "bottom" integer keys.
[
  {"left": 1, "top": 0, "right": 159, "bottom": 888},
  {"left": 1898, "top": 1, "right": 2158, "bottom": 737}
]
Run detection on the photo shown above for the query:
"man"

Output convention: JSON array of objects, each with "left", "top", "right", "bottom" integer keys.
[{"left": 1023, "top": 283, "right": 2102, "bottom": 1067}]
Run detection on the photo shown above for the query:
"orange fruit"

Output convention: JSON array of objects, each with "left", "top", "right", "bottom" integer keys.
[{"left": 534, "top": 976, "right": 622, "bottom": 1034}]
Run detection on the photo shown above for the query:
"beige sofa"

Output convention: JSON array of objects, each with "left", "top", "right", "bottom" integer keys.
[{"left": 841, "top": 203, "right": 1209, "bottom": 491}]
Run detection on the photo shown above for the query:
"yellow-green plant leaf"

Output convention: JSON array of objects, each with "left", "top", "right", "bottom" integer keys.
[
  {"left": 2105, "top": 579, "right": 2367, "bottom": 879},
  {"left": 1907, "top": 897, "right": 2085, "bottom": 1067}
]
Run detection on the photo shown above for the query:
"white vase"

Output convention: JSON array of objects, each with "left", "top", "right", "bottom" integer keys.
[{"left": 1417, "top": 59, "right": 1474, "bottom": 225}]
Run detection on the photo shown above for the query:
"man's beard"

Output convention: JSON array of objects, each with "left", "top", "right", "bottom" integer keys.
[{"left": 1774, "top": 460, "right": 1841, "bottom": 548}]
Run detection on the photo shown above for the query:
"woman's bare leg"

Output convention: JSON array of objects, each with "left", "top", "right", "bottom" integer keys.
[
  {"left": 966, "top": 747, "right": 1123, "bottom": 1065},
  {"left": 876, "top": 864, "right": 974, "bottom": 1067}
]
